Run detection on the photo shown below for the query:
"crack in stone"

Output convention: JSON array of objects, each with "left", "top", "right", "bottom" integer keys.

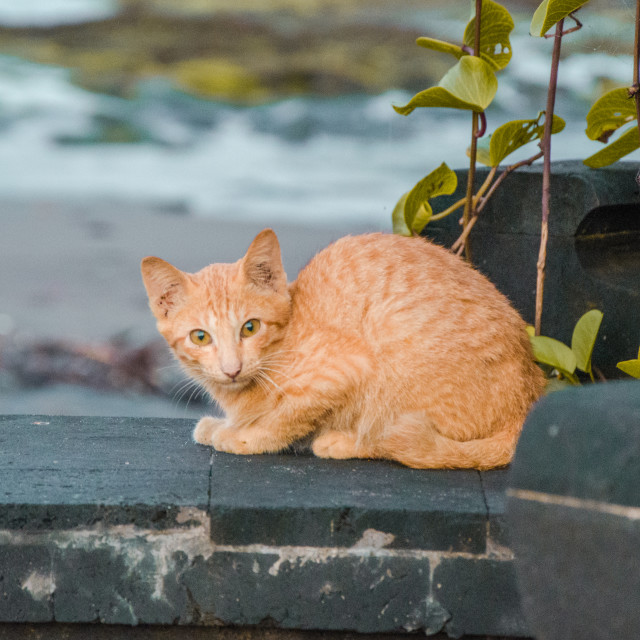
[
  {"left": 479, "top": 472, "right": 515, "bottom": 561},
  {"left": 477, "top": 471, "right": 490, "bottom": 519},
  {"left": 477, "top": 471, "right": 492, "bottom": 558},
  {"left": 206, "top": 450, "right": 214, "bottom": 517},
  {"left": 183, "top": 584, "right": 202, "bottom": 624}
]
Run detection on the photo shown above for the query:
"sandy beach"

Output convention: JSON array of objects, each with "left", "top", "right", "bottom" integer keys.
[{"left": 0, "top": 199, "right": 377, "bottom": 417}]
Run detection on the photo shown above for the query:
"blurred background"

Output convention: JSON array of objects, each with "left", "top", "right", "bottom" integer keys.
[{"left": 0, "top": 0, "right": 638, "bottom": 418}]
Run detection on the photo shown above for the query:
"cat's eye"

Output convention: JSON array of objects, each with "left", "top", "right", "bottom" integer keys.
[
  {"left": 190, "top": 329, "right": 212, "bottom": 346},
  {"left": 240, "top": 319, "right": 261, "bottom": 338}
]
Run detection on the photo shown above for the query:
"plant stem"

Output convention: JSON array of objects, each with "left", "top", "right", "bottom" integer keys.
[
  {"left": 463, "top": 113, "right": 479, "bottom": 261},
  {"left": 430, "top": 199, "right": 466, "bottom": 222},
  {"left": 593, "top": 365, "right": 607, "bottom": 383},
  {"left": 451, "top": 151, "right": 544, "bottom": 255},
  {"left": 431, "top": 169, "right": 495, "bottom": 222},
  {"left": 451, "top": 167, "right": 497, "bottom": 253},
  {"left": 462, "top": 0, "right": 483, "bottom": 261},
  {"left": 634, "top": 0, "right": 640, "bottom": 144},
  {"left": 535, "top": 19, "right": 564, "bottom": 336},
  {"left": 453, "top": 216, "right": 479, "bottom": 256},
  {"left": 477, "top": 152, "right": 543, "bottom": 215},
  {"left": 474, "top": 0, "right": 482, "bottom": 57},
  {"left": 547, "top": 11, "right": 581, "bottom": 37}
]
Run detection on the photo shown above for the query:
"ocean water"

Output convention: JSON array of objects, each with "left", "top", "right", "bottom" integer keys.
[
  {"left": 0, "top": 0, "right": 117, "bottom": 26},
  {"left": 0, "top": 1, "right": 638, "bottom": 230}
]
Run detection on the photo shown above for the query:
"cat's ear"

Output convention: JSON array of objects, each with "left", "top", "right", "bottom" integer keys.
[
  {"left": 141, "top": 257, "right": 189, "bottom": 320},
  {"left": 241, "top": 229, "right": 288, "bottom": 294}
]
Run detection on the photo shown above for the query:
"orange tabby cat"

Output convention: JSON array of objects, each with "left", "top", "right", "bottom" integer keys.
[{"left": 141, "top": 230, "right": 544, "bottom": 469}]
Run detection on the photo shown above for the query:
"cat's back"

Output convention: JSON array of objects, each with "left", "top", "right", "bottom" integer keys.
[
  {"left": 295, "top": 232, "right": 443, "bottom": 295},
  {"left": 288, "top": 233, "right": 541, "bottom": 414},
  {"left": 291, "top": 232, "right": 517, "bottom": 327}
]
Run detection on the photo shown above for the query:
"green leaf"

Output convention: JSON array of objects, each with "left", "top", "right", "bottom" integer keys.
[
  {"left": 529, "top": 334, "right": 577, "bottom": 379},
  {"left": 530, "top": 0, "right": 590, "bottom": 37},
  {"left": 415, "top": 2, "right": 514, "bottom": 73},
  {"left": 544, "top": 377, "right": 575, "bottom": 393},
  {"left": 404, "top": 163, "right": 458, "bottom": 234},
  {"left": 393, "top": 56, "right": 498, "bottom": 116},
  {"left": 570, "top": 309, "right": 603, "bottom": 375},
  {"left": 617, "top": 359, "right": 640, "bottom": 379},
  {"left": 463, "top": 0, "right": 515, "bottom": 71},
  {"left": 585, "top": 88, "right": 637, "bottom": 141},
  {"left": 617, "top": 347, "right": 640, "bottom": 379},
  {"left": 476, "top": 112, "right": 565, "bottom": 167},
  {"left": 410, "top": 204, "right": 433, "bottom": 235},
  {"left": 392, "top": 192, "right": 411, "bottom": 236},
  {"left": 583, "top": 125, "right": 640, "bottom": 168},
  {"left": 475, "top": 136, "right": 493, "bottom": 166},
  {"left": 416, "top": 37, "right": 465, "bottom": 60}
]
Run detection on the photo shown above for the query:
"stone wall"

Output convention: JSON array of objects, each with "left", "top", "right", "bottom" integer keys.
[{"left": 0, "top": 415, "right": 529, "bottom": 638}]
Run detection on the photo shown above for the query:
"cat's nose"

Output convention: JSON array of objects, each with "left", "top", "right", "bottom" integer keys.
[{"left": 222, "top": 364, "right": 242, "bottom": 380}]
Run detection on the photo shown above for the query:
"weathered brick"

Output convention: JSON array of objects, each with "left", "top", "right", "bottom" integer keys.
[
  {"left": 0, "top": 544, "right": 54, "bottom": 623},
  {"left": 210, "top": 453, "right": 487, "bottom": 552},
  {"left": 433, "top": 556, "right": 526, "bottom": 638},
  {"left": 184, "top": 550, "right": 431, "bottom": 633}
]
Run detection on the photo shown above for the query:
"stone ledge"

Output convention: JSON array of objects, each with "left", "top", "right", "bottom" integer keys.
[
  {"left": 0, "top": 624, "right": 513, "bottom": 640},
  {"left": 0, "top": 415, "right": 528, "bottom": 638}
]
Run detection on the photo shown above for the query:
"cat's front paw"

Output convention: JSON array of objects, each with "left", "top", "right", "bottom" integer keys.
[
  {"left": 193, "top": 416, "right": 226, "bottom": 445},
  {"left": 212, "top": 428, "right": 249, "bottom": 454},
  {"left": 212, "top": 427, "right": 280, "bottom": 455}
]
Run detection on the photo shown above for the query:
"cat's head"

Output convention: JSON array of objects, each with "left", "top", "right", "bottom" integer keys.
[{"left": 141, "top": 229, "right": 291, "bottom": 391}]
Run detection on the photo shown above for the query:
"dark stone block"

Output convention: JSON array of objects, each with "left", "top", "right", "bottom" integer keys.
[
  {"left": 54, "top": 547, "right": 137, "bottom": 624},
  {"left": 53, "top": 545, "right": 188, "bottom": 625},
  {"left": 0, "top": 414, "right": 526, "bottom": 635},
  {"left": 0, "top": 545, "right": 53, "bottom": 622},
  {"left": 426, "top": 161, "right": 640, "bottom": 376},
  {"left": 480, "top": 469, "right": 511, "bottom": 549},
  {"left": 433, "top": 556, "right": 527, "bottom": 638},
  {"left": 184, "top": 551, "right": 431, "bottom": 633},
  {"left": 507, "top": 382, "right": 640, "bottom": 640},
  {"left": 509, "top": 382, "right": 640, "bottom": 506},
  {"left": 508, "top": 497, "right": 640, "bottom": 640},
  {"left": 209, "top": 452, "right": 487, "bottom": 552},
  {"left": 0, "top": 415, "right": 211, "bottom": 529}
]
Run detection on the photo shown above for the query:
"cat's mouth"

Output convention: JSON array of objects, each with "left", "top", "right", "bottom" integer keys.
[{"left": 215, "top": 375, "right": 252, "bottom": 390}]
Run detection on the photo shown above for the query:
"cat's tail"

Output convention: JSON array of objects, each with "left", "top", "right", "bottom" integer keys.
[{"left": 379, "top": 412, "right": 522, "bottom": 470}]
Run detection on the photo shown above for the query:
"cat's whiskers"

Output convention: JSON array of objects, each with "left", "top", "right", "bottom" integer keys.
[
  {"left": 260, "top": 368, "right": 286, "bottom": 395},
  {"left": 155, "top": 362, "right": 183, "bottom": 373},
  {"left": 259, "top": 365, "right": 305, "bottom": 394},
  {"left": 253, "top": 350, "right": 307, "bottom": 395},
  {"left": 172, "top": 374, "right": 196, "bottom": 397},
  {"left": 174, "top": 387, "right": 197, "bottom": 412},
  {"left": 254, "top": 369, "right": 287, "bottom": 397},
  {"left": 172, "top": 368, "right": 212, "bottom": 410},
  {"left": 252, "top": 371, "right": 276, "bottom": 396},
  {"left": 185, "top": 383, "right": 206, "bottom": 409},
  {"left": 169, "top": 375, "right": 198, "bottom": 398},
  {"left": 173, "top": 378, "right": 201, "bottom": 407},
  {"left": 259, "top": 351, "right": 300, "bottom": 368},
  {"left": 261, "top": 349, "right": 304, "bottom": 363}
]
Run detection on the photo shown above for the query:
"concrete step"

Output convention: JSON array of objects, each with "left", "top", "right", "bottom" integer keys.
[
  {"left": 0, "top": 415, "right": 528, "bottom": 638},
  {"left": 507, "top": 381, "right": 640, "bottom": 640}
]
